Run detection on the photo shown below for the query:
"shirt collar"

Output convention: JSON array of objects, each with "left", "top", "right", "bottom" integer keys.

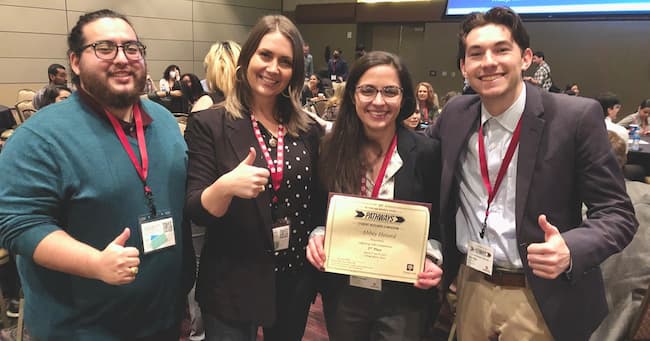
[
  {"left": 480, "top": 82, "right": 526, "bottom": 133},
  {"left": 77, "top": 85, "right": 153, "bottom": 136}
]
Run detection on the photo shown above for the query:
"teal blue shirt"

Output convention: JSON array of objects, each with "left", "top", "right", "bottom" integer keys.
[{"left": 0, "top": 92, "right": 188, "bottom": 339}]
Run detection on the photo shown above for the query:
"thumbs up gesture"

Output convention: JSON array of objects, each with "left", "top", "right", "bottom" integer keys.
[
  {"left": 95, "top": 228, "right": 141, "bottom": 285},
  {"left": 225, "top": 147, "right": 271, "bottom": 199},
  {"left": 526, "top": 214, "right": 571, "bottom": 279}
]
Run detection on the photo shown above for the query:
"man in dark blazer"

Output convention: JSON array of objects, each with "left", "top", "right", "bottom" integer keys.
[
  {"left": 327, "top": 48, "right": 349, "bottom": 83},
  {"left": 427, "top": 7, "right": 637, "bottom": 341}
]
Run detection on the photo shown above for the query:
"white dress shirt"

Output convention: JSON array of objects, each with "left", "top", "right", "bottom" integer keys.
[
  {"left": 605, "top": 117, "right": 629, "bottom": 152},
  {"left": 455, "top": 85, "right": 526, "bottom": 269}
]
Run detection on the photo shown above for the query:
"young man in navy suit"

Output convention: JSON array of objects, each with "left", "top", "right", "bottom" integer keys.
[{"left": 427, "top": 7, "right": 637, "bottom": 341}]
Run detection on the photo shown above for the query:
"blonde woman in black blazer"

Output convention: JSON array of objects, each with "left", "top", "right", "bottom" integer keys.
[{"left": 184, "top": 15, "right": 323, "bottom": 341}]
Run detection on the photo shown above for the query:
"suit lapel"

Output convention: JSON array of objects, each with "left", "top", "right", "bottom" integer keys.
[
  {"left": 441, "top": 100, "right": 481, "bottom": 214},
  {"left": 515, "top": 84, "right": 545, "bottom": 240},
  {"left": 226, "top": 115, "right": 274, "bottom": 244},
  {"left": 394, "top": 127, "right": 416, "bottom": 199}
]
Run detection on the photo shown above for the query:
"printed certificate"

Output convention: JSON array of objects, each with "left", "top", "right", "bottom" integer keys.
[{"left": 323, "top": 193, "right": 430, "bottom": 283}]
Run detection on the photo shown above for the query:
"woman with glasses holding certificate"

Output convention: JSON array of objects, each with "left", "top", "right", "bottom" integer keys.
[{"left": 306, "top": 51, "right": 443, "bottom": 340}]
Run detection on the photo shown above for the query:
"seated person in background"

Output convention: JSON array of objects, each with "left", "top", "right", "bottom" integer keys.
[
  {"left": 316, "top": 69, "right": 334, "bottom": 95},
  {"left": 440, "top": 90, "right": 460, "bottom": 109},
  {"left": 193, "top": 40, "right": 241, "bottom": 112},
  {"left": 321, "top": 83, "right": 344, "bottom": 121},
  {"left": 590, "top": 132, "right": 650, "bottom": 341},
  {"left": 38, "top": 84, "right": 72, "bottom": 109},
  {"left": 565, "top": 83, "right": 580, "bottom": 96},
  {"left": 152, "top": 64, "right": 185, "bottom": 113},
  {"left": 301, "top": 74, "right": 326, "bottom": 106},
  {"left": 403, "top": 110, "right": 422, "bottom": 131},
  {"left": 618, "top": 99, "right": 650, "bottom": 135},
  {"left": 144, "top": 73, "right": 157, "bottom": 93},
  {"left": 33, "top": 64, "right": 69, "bottom": 110},
  {"left": 415, "top": 82, "right": 439, "bottom": 125},
  {"left": 180, "top": 73, "right": 209, "bottom": 114},
  {"left": 597, "top": 92, "right": 629, "bottom": 145},
  {"left": 159, "top": 64, "right": 180, "bottom": 92}
]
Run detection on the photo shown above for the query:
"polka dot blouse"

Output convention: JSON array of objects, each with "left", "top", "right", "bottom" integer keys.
[{"left": 258, "top": 122, "right": 314, "bottom": 273}]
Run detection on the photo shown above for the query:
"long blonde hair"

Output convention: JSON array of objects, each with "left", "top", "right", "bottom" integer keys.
[{"left": 204, "top": 40, "right": 241, "bottom": 99}]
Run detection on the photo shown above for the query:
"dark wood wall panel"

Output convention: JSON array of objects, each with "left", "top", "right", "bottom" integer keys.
[
  {"left": 295, "top": 1, "right": 447, "bottom": 24},
  {"left": 355, "top": 1, "right": 445, "bottom": 23},
  {"left": 295, "top": 3, "right": 356, "bottom": 24}
]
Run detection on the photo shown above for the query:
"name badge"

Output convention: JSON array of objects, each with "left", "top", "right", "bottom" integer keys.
[
  {"left": 140, "top": 212, "right": 176, "bottom": 254},
  {"left": 272, "top": 225, "right": 290, "bottom": 251},
  {"left": 272, "top": 217, "right": 291, "bottom": 251},
  {"left": 331, "top": 75, "right": 337, "bottom": 81},
  {"left": 466, "top": 241, "right": 493, "bottom": 276},
  {"left": 350, "top": 276, "right": 382, "bottom": 291}
]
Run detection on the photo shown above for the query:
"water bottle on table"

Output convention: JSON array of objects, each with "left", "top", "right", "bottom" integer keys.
[{"left": 629, "top": 124, "right": 640, "bottom": 151}]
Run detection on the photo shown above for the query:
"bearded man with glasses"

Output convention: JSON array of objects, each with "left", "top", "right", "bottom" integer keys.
[{"left": 0, "top": 9, "right": 193, "bottom": 340}]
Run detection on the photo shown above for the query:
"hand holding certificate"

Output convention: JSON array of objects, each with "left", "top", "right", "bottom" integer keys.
[{"left": 322, "top": 193, "right": 431, "bottom": 284}]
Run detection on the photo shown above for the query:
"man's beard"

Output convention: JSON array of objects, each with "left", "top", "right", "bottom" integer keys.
[{"left": 81, "top": 68, "right": 146, "bottom": 109}]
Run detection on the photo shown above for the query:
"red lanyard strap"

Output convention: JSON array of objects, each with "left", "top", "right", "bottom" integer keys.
[
  {"left": 251, "top": 114, "right": 284, "bottom": 203},
  {"left": 105, "top": 105, "right": 156, "bottom": 216},
  {"left": 477, "top": 116, "right": 523, "bottom": 238},
  {"left": 360, "top": 134, "right": 397, "bottom": 198}
]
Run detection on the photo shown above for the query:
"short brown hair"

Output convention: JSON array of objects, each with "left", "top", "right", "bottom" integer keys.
[{"left": 457, "top": 7, "right": 530, "bottom": 64}]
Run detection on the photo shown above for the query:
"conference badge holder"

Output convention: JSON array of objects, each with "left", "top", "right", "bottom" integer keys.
[{"left": 139, "top": 210, "right": 176, "bottom": 254}]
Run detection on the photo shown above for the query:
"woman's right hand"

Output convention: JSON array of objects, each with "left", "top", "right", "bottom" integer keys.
[
  {"left": 306, "top": 234, "right": 326, "bottom": 271},
  {"left": 224, "top": 147, "right": 270, "bottom": 199}
]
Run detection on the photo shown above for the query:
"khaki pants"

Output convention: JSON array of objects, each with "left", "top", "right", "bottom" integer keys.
[{"left": 455, "top": 264, "right": 554, "bottom": 341}]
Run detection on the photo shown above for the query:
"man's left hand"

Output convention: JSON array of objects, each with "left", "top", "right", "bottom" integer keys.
[{"left": 527, "top": 214, "right": 571, "bottom": 279}]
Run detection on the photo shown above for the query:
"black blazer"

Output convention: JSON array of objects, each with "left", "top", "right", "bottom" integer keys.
[
  {"left": 320, "top": 127, "right": 442, "bottom": 288},
  {"left": 184, "top": 107, "right": 323, "bottom": 324},
  {"left": 429, "top": 83, "right": 638, "bottom": 341}
]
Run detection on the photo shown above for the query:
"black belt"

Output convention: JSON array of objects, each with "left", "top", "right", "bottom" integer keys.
[{"left": 484, "top": 267, "right": 526, "bottom": 287}]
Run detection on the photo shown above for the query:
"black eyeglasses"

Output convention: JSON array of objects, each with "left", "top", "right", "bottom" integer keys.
[
  {"left": 356, "top": 85, "right": 403, "bottom": 101},
  {"left": 79, "top": 40, "right": 146, "bottom": 61}
]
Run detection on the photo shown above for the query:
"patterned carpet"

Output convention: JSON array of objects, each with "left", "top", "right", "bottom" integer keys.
[
  {"left": 303, "top": 295, "right": 329, "bottom": 341},
  {"left": 252, "top": 292, "right": 454, "bottom": 341}
]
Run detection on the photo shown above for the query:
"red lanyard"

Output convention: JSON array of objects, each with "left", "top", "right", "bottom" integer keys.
[
  {"left": 420, "top": 105, "right": 429, "bottom": 122},
  {"left": 477, "top": 116, "right": 523, "bottom": 238},
  {"left": 251, "top": 114, "right": 284, "bottom": 203},
  {"left": 361, "top": 134, "right": 397, "bottom": 198},
  {"left": 105, "top": 104, "right": 157, "bottom": 215}
]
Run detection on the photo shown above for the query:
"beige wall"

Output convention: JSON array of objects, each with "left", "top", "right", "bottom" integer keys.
[{"left": 0, "top": 0, "right": 281, "bottom": 106}]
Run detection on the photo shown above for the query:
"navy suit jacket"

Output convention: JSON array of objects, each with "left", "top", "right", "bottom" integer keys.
[
  {"left": 429, "top": 83, "right": 638, "bottom": 340},
  {"left": 327, "top": 58, "right": 349, "bottom": 81}
]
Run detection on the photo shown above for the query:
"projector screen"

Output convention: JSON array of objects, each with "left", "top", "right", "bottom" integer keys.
[{"left": 445, "top": 0, "right": 650, "bottom": 16}]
